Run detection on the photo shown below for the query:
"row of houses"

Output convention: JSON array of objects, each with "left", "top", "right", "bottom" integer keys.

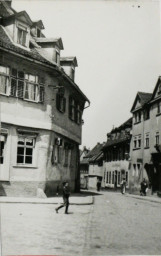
[
  {"left": 81, "top": 80, "right": 161, "bottom": 195},
  {"left": 0, "top": 0, "right": 89, "bottom": 197}
]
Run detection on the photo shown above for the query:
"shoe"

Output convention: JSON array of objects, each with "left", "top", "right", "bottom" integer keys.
[
  {"left": 55, "top": 209, "right": 58, "bottom": 213},
  {"left": 65, "top": 212, "right": 68, "bottom": 214}
]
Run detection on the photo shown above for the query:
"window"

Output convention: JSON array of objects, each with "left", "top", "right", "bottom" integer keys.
[
  {"left": 156, "top": 132, "right": 159, "bottom": 145},
  {"left": 106, "top": 172, "right": 109, "bottom": 183},
  {"left": 112, "top": 171, "right": 115, "bottom": 184},
  {"left": 71, "top": 68, "right": 75, "bottom": 80},
  {"left": 0, "top": 141, "right": 4, "bottom": 164},
  {"left": 10, "top": 69, "right": 24, "bottom": 98},
  {"left": 17, "top": 137, "right": 35, "bottom": 164},
  {"left": 55, "top": 51, "right": 60, "bottom": 64},
  {"left": 69, "top": 97, "right": 76, "bottom": 121},
  {"left": 76, "top": 104, "right": 82, "bottom": 124},
  {"left": 37, "top": 28, "right": 41, "bottom": 38},
  {"left": 126, "top": 172, "right": 128, "bottom": 183},
  {"left": 118, "top": 172, "right": 120, "bottom": 185},
  {"left": 145, "top": 133, "right": 149, "bottom": 148},
  {"left": 0, "top": 65, "right": 9, "bottom": 95},
  {"left": 134, "top": 111, "right": 141, "bottom": 124},
  {"left": 56, "top": 93, "right": 66, "bottom": 113},
  {"left": 109, "top": 172, "right": 111, "bottom": 184},
  {"left": 133, "top": 135, "right": 141, "bottom": 149},
  {"left": 17, "top": 26, "right": 27, "bottom": 46},
  {"left": 24, "top": 74, "right": 38, "bottom": 101},
  {"left": 157, "top": 102, "right": 161, "bottom": 114},
  {"left": 144, "top": 109, "right": 150, "bottom": 120},
  {"left": 69, "top": 96, "right": 82, "bottom": 124}
]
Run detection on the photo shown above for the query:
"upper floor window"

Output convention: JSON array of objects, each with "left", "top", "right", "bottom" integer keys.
[
  {"left": 144, "top": 108, "right": 150, "bottom": 120},
  {"left": 145, "top": 133, "right": 149, "bottom": 148},
  {"left": 56, "top": 93, "right": 66, "bottom": 113},
  {"left": 69, "top": 96, "right": 82, "bottom": 125},
  {"left": 155, "top": 132, "right": 159, "bottom": 145},
  {"left": 133, "top": 135, "right": 141, "bottom": 149},
  {"left": 0, "top": 65, "right": 9, "bottom": 95},
  {"left": 17, "top": 25, "right": 28, "bottom": 47},
  {"left": 157, "top": 101, "right": 161, "bottom": 114},
  {"left": 134, "top": 111, "right": 141, "bottom": 124},
  {"left": 0, "top": 66, "right": 45, "bottom": 103},
  {"left": 55, "top": 51, "right": 60, "bottom": 64}
]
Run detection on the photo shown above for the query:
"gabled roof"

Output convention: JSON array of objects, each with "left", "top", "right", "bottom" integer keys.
[
  {"left": 3, "top": 11, "right": 33, "bottom": 26},
  {"left": 84, "top": 143, "right": 104, "bottom": 159},
  {"left": 0, "top": 0, "right": 14, "bottom": 17},
  {"left": 35, "top": 37, "right": 64, "bottom": 50},
  {"left": 60, "top": 56, "right": 78, "bottom": 67},
  {"left": 102, "top": 137, "right": 130, "bottom": 150},
  {"left": 131, "top": 91, "right": 152, "bottom": 112},
  {"left": 151, "top": 76, "right": 161, "bottom": 102}
]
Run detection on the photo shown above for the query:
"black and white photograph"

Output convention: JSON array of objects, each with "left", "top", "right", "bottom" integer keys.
[{"left": 0, "top": 0, "right": 161, "bottom": 255}]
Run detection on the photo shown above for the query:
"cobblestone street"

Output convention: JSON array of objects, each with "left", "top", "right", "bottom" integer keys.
[{"left": 1, "top": 191, "right": 161, "bottom": 255}]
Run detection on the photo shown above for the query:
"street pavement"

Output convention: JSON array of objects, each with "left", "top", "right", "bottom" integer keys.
[{"left": 0, "top": 191, "right": 161, "bottom": 255}]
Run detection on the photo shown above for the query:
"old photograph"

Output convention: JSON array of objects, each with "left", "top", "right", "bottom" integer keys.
[{"left": 0, "top": 0, "right": 161, "bottom": 255}]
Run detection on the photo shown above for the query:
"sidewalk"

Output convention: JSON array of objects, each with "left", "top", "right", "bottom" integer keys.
[
  {"left": 0, "top": 194, "right": 94, "bottom": 205},
  {"left": 126, "top": 193, "right": 161, "bottom": 204}
]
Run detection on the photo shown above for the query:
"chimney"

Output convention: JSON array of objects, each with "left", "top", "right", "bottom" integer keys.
[{"left": 60, "top": 57, "right": 78, "bottom": 81}]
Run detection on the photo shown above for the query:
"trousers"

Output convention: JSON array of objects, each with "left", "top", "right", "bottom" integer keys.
[{"left": 56, "top": 197, "right": 69, "bottom": 213}]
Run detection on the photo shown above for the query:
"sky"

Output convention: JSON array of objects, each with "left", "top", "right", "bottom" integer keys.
[{"left": 13, "top": 0, "right": 161, "bottom": 150}]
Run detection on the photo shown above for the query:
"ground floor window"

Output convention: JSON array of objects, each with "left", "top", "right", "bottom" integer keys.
[
  {"left": 118, "top": 171, "right": 121, "bottom": 185},
  {"left": 17, "top": 137, "right": 35, "bottom": 164},
  {"left": 126, "top": 172, "right": 128, "bottom": 183},
  {"left": 106, "top": 172, "right": 109, "bottom": 183},
  {"left": 0, "top": 141, "right": 4, "bottom": 164}
]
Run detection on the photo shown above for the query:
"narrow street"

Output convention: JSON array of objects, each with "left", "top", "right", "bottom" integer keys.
[{"left": 0, "top": 191, "right": 161, "bottom": 255}]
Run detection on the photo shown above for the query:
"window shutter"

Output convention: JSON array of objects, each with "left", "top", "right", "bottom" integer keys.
[
  {"left": 69, "top": 96, "right": 72, "bottom": 119},
  {"left": 17, "top": 80, "right": 24, "bottom": 98},
  {"left": 56, "top": 93, "right": 60, "bottom": 110},
  {"left": 10, "top": 78, "right": 17, "bottom": 96},
  {"left": 63, "top": 97, "right": 66, "bottom": 112},
  {"left": 39, "top": 86, "right": 44, "bottom": 102}
]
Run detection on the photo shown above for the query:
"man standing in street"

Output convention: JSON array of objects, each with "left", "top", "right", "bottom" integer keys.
[{"left": 55, "top": 181, "right": 70, "bottom": 214}]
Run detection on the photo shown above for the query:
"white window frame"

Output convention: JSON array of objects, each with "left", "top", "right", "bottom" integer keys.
[
  {"left": 17, "top": 136, "right": 35, "bottom": 165},
  {"left": 0, "top": 65, "right": 10, "bottom": 95},
  {"left": 24, "top": 74, "right": 39, "bottom": 102}
]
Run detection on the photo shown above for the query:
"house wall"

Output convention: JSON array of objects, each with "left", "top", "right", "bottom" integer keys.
[
  {"left": 88, "top": 164, "right": 103, "bottom": 190},
  {"left": 0, "top": 51, "right": 83, "bottom": 196},
  {"left": 129, "top": 113, "right": 150, "bottom": 193},
  {"left": 104, "top": 160, "right": 129, "bottom": 188}
]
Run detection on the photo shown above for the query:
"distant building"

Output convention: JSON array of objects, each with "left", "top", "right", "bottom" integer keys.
[
  {"left": 80, "top": 146, "right": 90, "bottom": 189},
  {"left": 102, "top": 118, "right": 132, "bottom": 190},
  {"left": 84, "top": 143, "right": 105, "bottom": 190},
  {"left": 130, "top": 83, "right": 161, "bottom": 194},
  {"left": 0, "top": 0, "right": 89, "bottom": 196}
]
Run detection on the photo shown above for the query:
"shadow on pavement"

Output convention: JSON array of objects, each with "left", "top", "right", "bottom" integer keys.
[{"left": 72, "top": 190, "right": 103, "bottom": 197}]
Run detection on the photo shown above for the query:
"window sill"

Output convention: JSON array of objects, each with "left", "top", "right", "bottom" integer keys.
[
  {"left": 134, "top": 121, "right": 141, "bottom": 125},
  {"left": 156, "top": 112, "right": 161, "bottom": 117},
  {"left": 13, "top": 165, "right": 38, "bottom": 169},
  {"left": 133, "top": 148, "right": 141, "bottom": 151}
]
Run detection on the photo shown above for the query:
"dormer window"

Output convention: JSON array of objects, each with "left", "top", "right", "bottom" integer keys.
[
  {"left": 37, "top": 28, "right": 41, "bottom": 38},
  {"left": 17, "top": 24, "right": 28, "bottom": 47},
  {"left": 55, "top": 51, "right": 60, "bottom": 64}
]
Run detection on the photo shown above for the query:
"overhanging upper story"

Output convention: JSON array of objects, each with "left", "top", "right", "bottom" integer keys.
[{"left": 0, "top": 0, "right": 90, "bottom": 144}]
